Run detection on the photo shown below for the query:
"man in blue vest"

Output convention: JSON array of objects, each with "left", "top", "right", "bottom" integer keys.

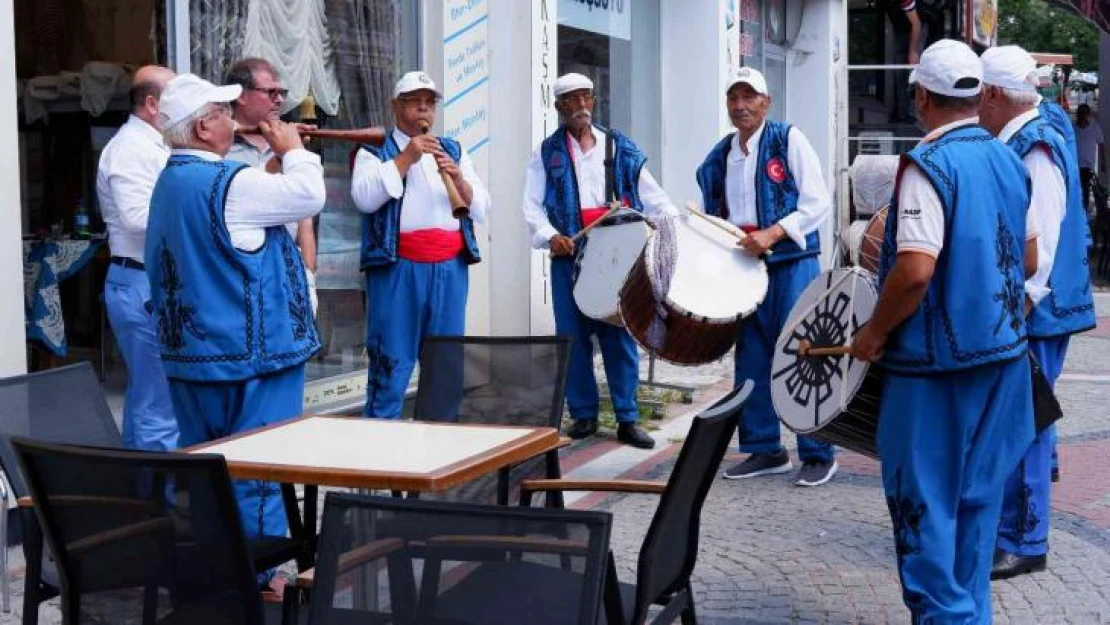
[
  {"left": 351, "top": 71, "right": 490, "bottom": 419},
  {"left": 522, "top": 73, "right": 678, "bottom": 449},
  {"left": 978, "top": 45, "right": 1097, "bottom": 581},
  {"left": 851, "top": 39, "right": 1037, "bottom": 622},
  {"left": 696, "top": 67, "right": 837, "bottom": 486},
  {"left": 145, "top": 74, "right": 325, "bottom": 581}
]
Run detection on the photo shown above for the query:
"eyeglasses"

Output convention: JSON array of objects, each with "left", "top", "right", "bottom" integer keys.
[
  {"left": 559, "top": 92, "right": 595, "bottom": 105},
  {"left": 249, "top": 87, "right": 289, "bottom": 101},
  {"left": 397, "top": 94, "right": 440, "bottom": 107}
]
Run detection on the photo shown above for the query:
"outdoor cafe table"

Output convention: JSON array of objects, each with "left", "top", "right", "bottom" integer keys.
[{"left": 186, "top": 415, "right": 561, "bottom": 566}]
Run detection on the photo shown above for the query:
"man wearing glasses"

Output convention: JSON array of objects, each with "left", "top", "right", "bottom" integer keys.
[
  {"left": 145, "top": 74, "right": 324, "bottom": 588},
  {"left": 351, "top": 71, "right": 490, "bottom": 419},
  {"left": 522, "top": 72, "right": 677, "bottom": 449},
  {"left": 225, "top": 57, "right": 319, "bottom": 314}
]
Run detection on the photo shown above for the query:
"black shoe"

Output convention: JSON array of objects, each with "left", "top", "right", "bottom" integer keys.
[
  {"left": 990, "top": 549, "right": 1047, "bottom": 580},
  {"left": 567, "top": 419, "right": 599, "bottom": 440},
  {"left": 617, "top": 423, "right": 656, "bottom": 449},
  {"left": 794, "top": 459, "right": 838, "bottom": 487},
  {"left": 1051, "top": 466, "right": 1060, "bottom": 483},
  {"left": 721, "top": 449, "right": 792, "bottom": 480}
]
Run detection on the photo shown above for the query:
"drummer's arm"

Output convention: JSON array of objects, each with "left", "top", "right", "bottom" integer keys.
[
  {"left": 774, "top": 128, "right": 831, "bottom": 248},
  {"left": 523, "top": 149, "right": 561, "bottom": 250}
]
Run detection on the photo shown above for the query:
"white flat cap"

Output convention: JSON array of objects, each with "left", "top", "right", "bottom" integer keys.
[
  {"left": 554, "top": 73, "right": 594, "bottom": 97},
  {"left": 909, "top": 39, "right": 983, "bottom": 98},
  {"left": 981, "top": 45, "right": 1039, "bottom": 92},
  {"left": 726, "top": 66, "right": 768, "bottom": 96},
  {"left": 159, "top": 74, "right": 242, "bottom": 129},
  {"left": 394, "top": 71, "right": 442, "bottom": 99}
]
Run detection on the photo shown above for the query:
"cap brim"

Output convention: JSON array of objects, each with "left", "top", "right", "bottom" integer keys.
[
  {"left": 208, "top": 84, "right": 243, "bottom": 103},
  {"left": 907, "top": 68, "right": 919, "bottom": 85},
  {"left": 396, "top": 87, "right": 444, "bottom": 100},
  {"left": 726, "top": 79, "right": 767, "bottom": 95}
]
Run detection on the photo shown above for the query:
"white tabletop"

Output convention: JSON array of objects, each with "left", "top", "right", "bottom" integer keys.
[{"left": 188, "top": 416, "right": 560, "bottom": 491}]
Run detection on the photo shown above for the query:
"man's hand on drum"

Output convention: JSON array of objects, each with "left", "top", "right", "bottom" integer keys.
[
  {"left": 550, "top": 234, "right": 576, "bottom": 257},
  {"left": 738, "top": 225, "right": 784, "bottom": 256},
  {"left": 851, "top": 324, "right": 886, "bottom": 363}
]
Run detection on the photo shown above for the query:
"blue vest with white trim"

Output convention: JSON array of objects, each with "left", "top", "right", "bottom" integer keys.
[{"left": 145, "top": 154, "right": 319, "bottom": 382}]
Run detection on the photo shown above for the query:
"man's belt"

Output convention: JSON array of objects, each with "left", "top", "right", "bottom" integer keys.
[{"left": 110, "top": 256, "right": 145, "bottom": 271}]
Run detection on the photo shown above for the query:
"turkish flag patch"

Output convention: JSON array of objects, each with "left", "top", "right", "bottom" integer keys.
[{"left": 766, "top": 157, "right": 787, "bottom": 184}]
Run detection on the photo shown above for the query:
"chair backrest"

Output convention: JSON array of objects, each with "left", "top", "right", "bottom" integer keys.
[
  {"left": 414, "top": 336, "right": 571, "bottom": 504},
  {"left": 12, "top": 438, "right": 264, "bottom": 625},
  {"left": 630, "top": 383, "right": 750, "bottom": 624},
  {"left": 0, "top": 363, "right": 120, "bottom": 497},
  {"left": 309, "top": 492, "right": 612, "bottom": 625}
]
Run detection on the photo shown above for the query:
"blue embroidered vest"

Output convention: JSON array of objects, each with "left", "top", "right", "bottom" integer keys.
[
  {"left": 145, "top": 155, "right": 320, "bottom": 382},
  {"left": 695, "top": 121, "right": 820, "bottom": 265},
  {"left": 358, "top": 135, "right": 481, "bottom": 269},
  {"left": 1007, "top": 116, "right": 1097, "bottom": 338},
  {"left": 540, "top": 125, "right": 646, "bottom": 237},
  {"left": 878, "top": 125, "right": 1030, "bottom": 374}
]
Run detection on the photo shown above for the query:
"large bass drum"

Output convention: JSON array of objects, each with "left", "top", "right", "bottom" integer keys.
[
  {"left": 771, "top": 267, "right": 882, "bottom": 459},
  {"left": 619, "top": 213, "right": 767, "bottom": 366},
  {"left": 572, "top": 210, "right": 650, "bottom": 326}
]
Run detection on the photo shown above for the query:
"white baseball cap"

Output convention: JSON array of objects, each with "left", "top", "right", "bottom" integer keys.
[
  {"left": 158, "top": 74, "right": 242, "bottom": 129},
  {"left": 726, "top": 67, "right": 769, "bottom": 96},
  {"left": 909, "top": 39, "right": 983, "bottom": 98},
  {"left": 981, "top": 45, "right": 1039, "bottom": 93},
  {"left": 554, "top": 73, "right": 594, "bottom": 98},
  {"left": 394, "top": 71, "right": 442, "bottom": 99}
]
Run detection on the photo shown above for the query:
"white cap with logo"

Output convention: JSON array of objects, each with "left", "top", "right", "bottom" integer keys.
[
  {"left": 394, "top": 71, "right": 443, "bottom": 100},
  {"left": 554, "top": 73, "right": 594, "bottom": 98},
  {"left": 981, "top": 45, "right": 1039, "bottom": 93},
  {"left": 909, "top": 39, "right": 983, "bottom": 98},
  {"left": 726, "top": 67, "right": 769, "bottom": 96},
  {"left": 158, "top": 74, "right": 242, "bottom": 129}
]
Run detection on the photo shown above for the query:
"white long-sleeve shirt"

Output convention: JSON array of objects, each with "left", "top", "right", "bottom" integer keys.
[
  {"left": 350, "top": 128, "right": 490, "bottom": 230},
  {"left": 724, "top": 123, "right": 830, "bottom": 248},
  {"left": 895, "top": 117, "right": 1044, "bottom": 297},
  {"left": 96, "top": 115, "right": 170, "bottom": 262},
  {"left": 999, "top": 109, "right": 1065, "bottom": 306},
  {"left": 171, "top": 148, "right": 326, "bottom": 252},
  {"left": 522, "top": 126, "right": 679, "bottom": 250}
]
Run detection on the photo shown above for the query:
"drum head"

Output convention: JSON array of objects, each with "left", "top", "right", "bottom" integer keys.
[
  {"left": 658, "top": 214, "right": 768, "bottom": 323},
  {"left": 771, "top": 267, "right": 878, "bottom": 433},
  {"left": 573, "top": 213, "right": 649, "bottom": 323}
]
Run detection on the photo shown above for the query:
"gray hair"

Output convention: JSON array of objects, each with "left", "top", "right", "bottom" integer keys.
[
  {"left": 997, "top": 86, "right": 1042, "bottom": 107},
  {"left": 161, "top": 103, "right": 220, "bottom": 148}
]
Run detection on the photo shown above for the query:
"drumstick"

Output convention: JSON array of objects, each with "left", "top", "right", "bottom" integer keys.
[
  {"left": 797, "top": 340, "right": 852, "bottom": 357},
  {"left": 684, "top": 201, "right": 773, "bottom": 256},
  {"left": 547, "top": 201, "right": 623, "bottom": 259}
]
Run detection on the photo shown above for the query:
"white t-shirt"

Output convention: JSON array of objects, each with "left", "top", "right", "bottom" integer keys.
[{"left": 1075, "top": 121, "right": 1104, "bottom": 170}]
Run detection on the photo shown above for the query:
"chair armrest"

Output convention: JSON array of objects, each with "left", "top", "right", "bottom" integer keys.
[
  {"left": 68, "top": 517, "right": 174, "bottom": 555},
  {"left": 294, "top": 537, "right": 407, "bottom": 589},
  {"left": 520, "top": 479, "right": 666, "bottom": 495},
  {"left": 425, "top": 534, "right": 588, "bottom": 557},
  {"left": 554, "top": 437, "right": 573, "bottom": 450},
  {"left": 17, "top": 496, "right": 32, "bottom": 508}
]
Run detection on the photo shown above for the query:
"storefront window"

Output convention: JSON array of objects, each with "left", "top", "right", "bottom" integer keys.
[{"left": 557, "top": 0, "right": 663, "bottom": 178}]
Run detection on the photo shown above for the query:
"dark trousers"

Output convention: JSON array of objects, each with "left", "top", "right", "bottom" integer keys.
[{"left": 1081, "top": 167, "right": 1095, "bottom": 214}]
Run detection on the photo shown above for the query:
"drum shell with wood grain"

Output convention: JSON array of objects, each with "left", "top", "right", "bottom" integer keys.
[
  {"left": 772, "top": 267, "right": 882, "bottom": 459},
  {"left": 619, "top": 213, "right": 768, "bottom": 366},
  {"left": 855, "top": 206, "right": 888, "bottom": 274},
  {"left": 572, "top": 211, "right": 649, "bottom": 326}
]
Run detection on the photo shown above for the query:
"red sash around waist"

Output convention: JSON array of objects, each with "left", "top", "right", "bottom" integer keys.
[
  {"left": 580, "top": 198, "right": 632, "bottom": 229},
  {"left": 739, "top": 224, "right": 758, "bottom": 234},
  {"left": 398, "top": 229, "right": 464, "bottom": 263}
]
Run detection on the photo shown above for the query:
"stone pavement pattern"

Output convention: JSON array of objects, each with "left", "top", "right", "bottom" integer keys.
[{"left": 2, "top": 295, "right": 1109, "bottom": 624}]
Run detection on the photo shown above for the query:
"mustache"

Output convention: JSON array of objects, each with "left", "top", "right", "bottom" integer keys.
[{"left": 571, "top": 111, "right": 592, "bottom": 122}]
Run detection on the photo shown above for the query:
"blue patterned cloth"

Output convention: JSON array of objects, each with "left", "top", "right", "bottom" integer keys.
[{"left": 23, "top": 237, "right": 105, "bottom": 357}]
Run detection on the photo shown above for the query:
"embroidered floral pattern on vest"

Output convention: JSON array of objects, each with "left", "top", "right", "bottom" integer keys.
[
  {"left": 366, "top": 335, "right": 398, "bottom": 411},
  {"left": 155, "top": 240, "right": 205, "bottom": 350},
  {"left": 992, "top": 214, "right": 1024, "bottom": 336},
  {"left": 281, "top": 238, "right": 311, "bottom": 341}
]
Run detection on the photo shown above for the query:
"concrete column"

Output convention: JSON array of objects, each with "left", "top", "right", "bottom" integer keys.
[{"left": 0, "top": 1, "right": 28, "bottom": 376}]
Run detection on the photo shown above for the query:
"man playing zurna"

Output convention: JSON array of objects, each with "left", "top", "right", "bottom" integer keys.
[
  {"left": 696, "top": 67, "right": 837, "bottom": 486},
  {"left": 351, "top": 71, "right": 490, "bottom": 419},
  {"left": 522, "top": 72, "right": 677, "bottom": 449}
]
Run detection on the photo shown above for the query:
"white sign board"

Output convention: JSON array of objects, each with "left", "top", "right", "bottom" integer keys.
[
  {"left": 443, "top": 0, "right": 490, "bottom": 162},
  {"left": 558, "top": 0, "right": 632, "bottom": 41}
]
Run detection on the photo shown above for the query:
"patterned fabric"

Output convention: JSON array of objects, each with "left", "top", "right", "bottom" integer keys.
[
  {"left": 23, "top": 238, "right": 104, "bottom": 357},
  {"left": 189, "top": 0, "right": 249, "bottom": 83}
]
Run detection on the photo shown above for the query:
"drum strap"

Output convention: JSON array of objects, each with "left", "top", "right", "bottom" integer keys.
[{"left": 604, "top": 131, "right": 617, "bottom": 204}]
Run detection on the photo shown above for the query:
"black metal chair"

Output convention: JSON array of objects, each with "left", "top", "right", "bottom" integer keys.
[
  {"left": 0, "top": 362, "right": 308, "bottom": 624},
  {"left": 520, "top": 382, "right": 753, "bottom": 625},
  {"left": 413, "top": 336, "right": 572, "bottom": 506},
  {"left": 10, "top": 438, "right": 302, "bottom": 625},
  {"left": 306, "top": 492, "right": 612, "bottom": 625}
]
